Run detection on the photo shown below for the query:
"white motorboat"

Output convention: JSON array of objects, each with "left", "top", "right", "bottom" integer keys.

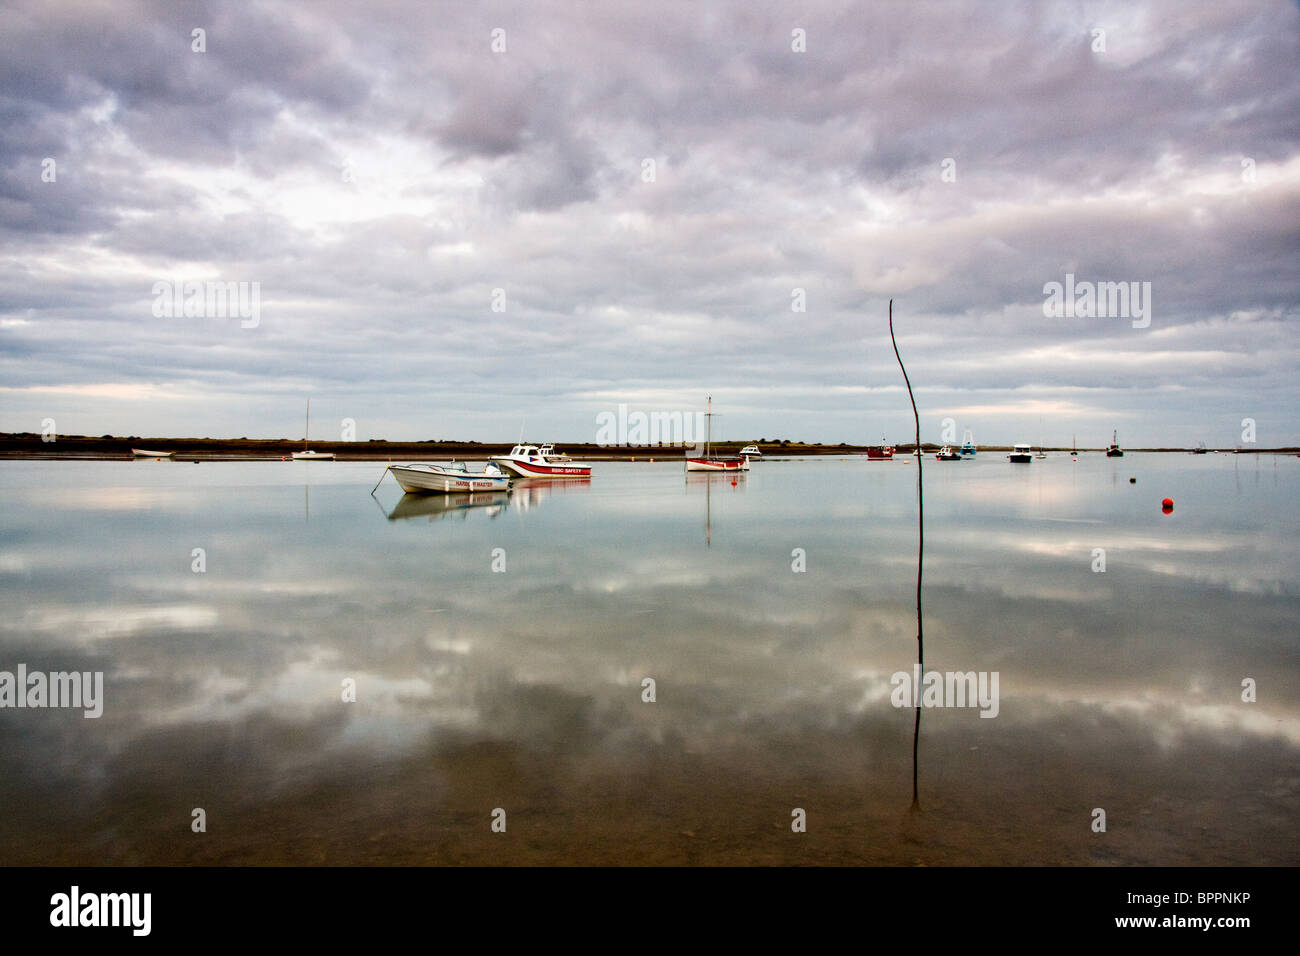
[
  {"left": 1008, "top": 443, "right": 1033, "bottom": 463},
  {"left": 489, "top": 444, "right": 592, "bottom": 478},
  {"left": 387, "top": 461, "right": 512, "bottom": 494},
  {"left": 292, "top": 399, "right": 335, "bottom": 460},
  {"left": 740, "top": 445, "right": 762, "bottom": 459},
  {"left": 131, "top": 448, "right": 174, "bottom": 458}
]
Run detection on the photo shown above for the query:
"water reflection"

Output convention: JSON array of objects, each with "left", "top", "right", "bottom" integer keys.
[
  {"left": 685, "top": 471, "right": 746, "bottom": 547},
  {"left": 0, "top": 457, "right": 1296, "bottom": 864},
  {"left": 383, "top": 492, "right": 510, "bottom": 523},
  {"left": 509, "top": 477, "right": 592, "bottom": 512}
]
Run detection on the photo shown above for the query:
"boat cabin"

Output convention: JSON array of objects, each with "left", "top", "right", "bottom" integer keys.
[{"left": 505, "top": 444, "right": 566, "bottom": 461}]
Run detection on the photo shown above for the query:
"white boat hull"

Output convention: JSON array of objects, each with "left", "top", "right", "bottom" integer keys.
[
  {"left": 292, "top": 451, "right": 335, "bottom": 461},
  {"left": 132, "top": 449, "right": 173, "bottom": 458},
  {"left": 389, "top": 464, "right": 512, "bottom": 494}
]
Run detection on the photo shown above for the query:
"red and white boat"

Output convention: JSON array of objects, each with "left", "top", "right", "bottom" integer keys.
[
  {"left": 489, "top": 444, "right": 592, "bottom": 478},
  {"left": 684, "top": 396, "right": 750, "bottom": 472},
  {"left": 865, "top": 436, "right": 895, "bottom": 460},
  {"left": 685, "top": 455, "right": 749, "bottom": 472}
]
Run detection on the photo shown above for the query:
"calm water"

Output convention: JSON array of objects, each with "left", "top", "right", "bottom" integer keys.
[{"left": 1, "top": 454, "right": 1297, "bottom": 864}]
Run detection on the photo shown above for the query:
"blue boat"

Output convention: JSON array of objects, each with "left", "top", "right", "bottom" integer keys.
[{"left": 959, "top": 429, "right": 976, "bottom": 457}]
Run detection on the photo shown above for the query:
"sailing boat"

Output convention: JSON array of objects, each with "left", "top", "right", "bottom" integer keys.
[
  {"left": 1106, "top": 429, "right": 1124, "bottom": 457},
  {"left": 292, "top": 399, "right": 335, "bottom": 460},
  {"left": 1034, "top": 420, "right": 1047, "bottom": 458},
  {"left": 684, "top": 396, "right": 749, "bottom": 472},
  {"left": 1071, "top": 435, "right": 1078, "bottom": 459}
]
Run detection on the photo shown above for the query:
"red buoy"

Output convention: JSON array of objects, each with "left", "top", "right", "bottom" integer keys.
[{"left": 1162, "top": 497, "right": 1173, "bottom": 508}]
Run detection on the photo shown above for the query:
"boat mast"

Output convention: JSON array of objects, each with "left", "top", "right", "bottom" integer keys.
[
  {"left": 705, "top": 395, "right": 712, "bottom": 457},
  {"left": 304, "top": 399, "right": 310, "bottom": 451}
]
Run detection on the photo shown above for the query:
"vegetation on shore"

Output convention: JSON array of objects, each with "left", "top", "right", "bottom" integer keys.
[{"left": 2, "top": 433, "right": 1295, "bottom": 459}]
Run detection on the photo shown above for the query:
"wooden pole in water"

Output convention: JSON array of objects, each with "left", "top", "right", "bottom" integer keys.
[{"left": 888, "top": 298, "right": 923, "bottom": 810}]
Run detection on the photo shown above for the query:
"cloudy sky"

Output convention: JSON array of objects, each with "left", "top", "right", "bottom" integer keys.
[{"left": 2, "top": 0, "right": 1297, "bottom": 446}]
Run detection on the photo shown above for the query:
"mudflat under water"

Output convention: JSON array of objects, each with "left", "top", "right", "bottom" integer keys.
[{"left": 0, "top": 454, "right": 1296, "bottom": 864}]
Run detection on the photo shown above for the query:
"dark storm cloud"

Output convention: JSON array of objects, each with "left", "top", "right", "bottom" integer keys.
[{"left": 0, "top": 0, "right": 1297, "bottom": 444}]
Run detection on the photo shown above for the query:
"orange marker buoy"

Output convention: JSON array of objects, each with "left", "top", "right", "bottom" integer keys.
[{"left": 731, "top": 479, "right": 737, "bottom": 486}]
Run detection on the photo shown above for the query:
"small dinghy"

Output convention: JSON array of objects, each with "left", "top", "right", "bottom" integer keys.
[{"left": 384, "top": 461, "right": 512, "bottom": 494}]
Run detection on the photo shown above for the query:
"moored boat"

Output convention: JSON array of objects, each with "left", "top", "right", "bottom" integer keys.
[
  {"left": 865, "top": 436, "right": 895, "bottom": 460},
  {"left": 935, "top": 444, "right": 962, "bottom": 461},
  {"left": 489, "top": 443, "right": 592, "bottom": 478},
  {"left": 131, "top": 448, "right": 173, "bottom": 458},
  {"left": 684, "top": 397, "right": 750, "bottom": 472},
  {"left": 1008, "top": 443, "right": 1033, "bottom": 463},
  {"left": 685, "top": 455, "right": 749, "bottom": 472},
  {"left": 959, "top": 429, "right": 976, "bottom": 457},
  {"left": 1106, "top": 429, "right": 1124, "bottom": 457},
  {"left": 388, "top": 461, "right": 512, "bottom": 494},
  {"left": 293, "top": 399, "right": 335, "bottom": 460},
  {"left": 740, "top": 445, "right": 762, "bottom": 459}
]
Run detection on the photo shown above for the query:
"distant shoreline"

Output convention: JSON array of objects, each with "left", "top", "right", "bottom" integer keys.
[{"left": 2, "top": 434, "right": 1296, "bottom": 460}]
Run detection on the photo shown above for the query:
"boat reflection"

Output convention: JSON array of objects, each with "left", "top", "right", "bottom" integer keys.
[
  {"left": 685, "top": 470, "right": 745, "bottom": 546},
  {"left": 509, "top": 476, "right": 592, "bottom": 512},
  {"left": 384, "top": 491, "right": 510, "bottom": 522}
]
